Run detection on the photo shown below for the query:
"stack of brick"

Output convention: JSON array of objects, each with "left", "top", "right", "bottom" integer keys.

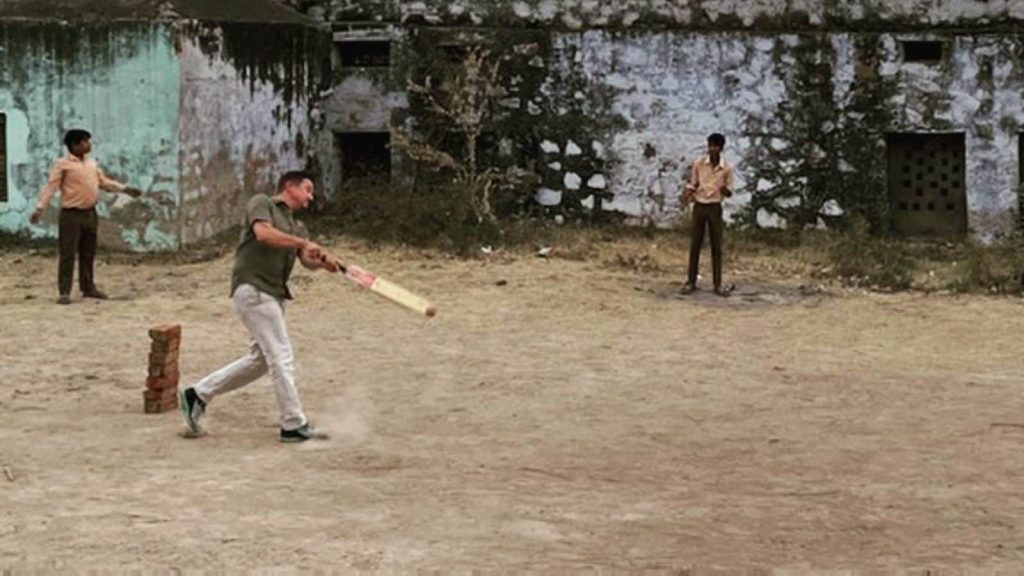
[{"left": 145, "top": 324, "right": 181, "bottom": 414}]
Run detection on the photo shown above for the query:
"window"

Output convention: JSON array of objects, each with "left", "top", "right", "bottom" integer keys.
[
  {"left": 336, "top": 40, "right": 391, "bottom": 67},
  {"left": 902, "top": 41, "right": 943, "bottom": 64},
  {"left": 887, "top": 133, "right": 966, "bottom": 238},
  {"left": 337, "top": 132, "right": 391, "bottom": 182},
  {"left": 0, "top": 113, "right": 7, "bottom": 203}
]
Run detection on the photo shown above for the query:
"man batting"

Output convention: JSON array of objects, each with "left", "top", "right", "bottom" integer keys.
[{"left": 179, "top": 170, "right": 341, "bottom": 443}]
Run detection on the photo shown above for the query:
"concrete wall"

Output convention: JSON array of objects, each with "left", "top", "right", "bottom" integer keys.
[
  {"left": 306, "top": 0, "right": 1024, "bottom": 238},
  {"left": 297, "top": 0, "right": 1024, "bottom": 30},
  {"left": 175, "top": 22, "right": 331, "bottom": 246},
  {"left": 542, "top": 31, "right": 1024, "bottom": 237},
  {"left": 0, "top": 22, "right": 181, "bottom": 251}
]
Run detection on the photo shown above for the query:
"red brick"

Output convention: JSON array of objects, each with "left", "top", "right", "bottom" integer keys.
[
  {"left": 148, "top": 357, "right": 179, "bottom": 378},
  {"left": 151, "top": 338, "right": 180, "bottom": 354},
  {"left": 149, "top": 347, "right": 179, "bottom": 365},
  {"left": 143, "top": 387, "right": 178, "bottom": 401},
  {"left": 146, "top": 371, "right": 179, "bottom": 390},
  {"left": 144, "top": 395, "right": 178, "bottom": 414},
  {"left": 148, "top": 324, "right": 181, "bottom": 343}
]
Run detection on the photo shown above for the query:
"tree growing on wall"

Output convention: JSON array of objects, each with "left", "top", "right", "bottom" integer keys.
[
  {"left": 740, "top": 35, "right": 898, "bottom": 236},
  {"left": 396, "top": 43, "right": 536, "bottom": 225}
]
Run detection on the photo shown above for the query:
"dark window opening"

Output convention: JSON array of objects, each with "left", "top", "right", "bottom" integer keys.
[
  {"left": 337, "top": 132, "right": 391, "bottom": 183},
  {"left": 0, "top": 113, "right": 7, "bottom": 203},
  {"left": 1019, "top": 133, "right": 1023, "bottom": 188},
  {"left": 902, "top": 41, "right": 943, "bottom": 64},
  {"left": 337, "top": 40, "right": 391, "bottom": 67},
  {"left": 887, "top": 132, "right": 966, "bottom": 238}
]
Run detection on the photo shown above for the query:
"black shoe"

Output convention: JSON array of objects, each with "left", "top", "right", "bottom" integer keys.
[
  {"left": 56, "top": 294, "right": 71, "bottom": 305},
  {"left": 179, "top": 387, "right": 206, "bottom": 437},
  {"left": 678, "top": 282, "right": 696, "bottom": 295},
  {"left": 280, "top": 423, "right": 329, "bottom": 443},
  {"left": 82, "top": 289, "right": 109, "bottom": 300},
  {"left": 714, "top": 284, "right": 733, "bottom": 298}
]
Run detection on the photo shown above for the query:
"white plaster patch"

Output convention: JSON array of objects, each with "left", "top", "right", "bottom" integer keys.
[
  {"left": 536, "top": 187, "right": 563, "bottom": 206},
  {"left": 548, "top": 161, "right": 562, "bottom": 171},
  {"left": 540, "top": 140, "right": 560, "bottom": 154},
  {"left": 821, "top": 199, "right": 844, "bottom": 216},
  {"left": 757, "top": 208, "right": 786, "bottom": 229},
  {"left": 587, "top": 174, "right": 607, "bottom": 189},
  {"left": 564, "top": 172, "right": 582, "bottom": 190},
  {"left": 565, "top": 140, "right": 583, "bottom": 156},
  {"left": 777, "top": 196, "right": 802, "bottom": 209},
  {"left": 537, "top": 0, "right": 558, "bottom": 21},
  {"left": 512, "top": 1, "right": 531, "bottom": 19}
]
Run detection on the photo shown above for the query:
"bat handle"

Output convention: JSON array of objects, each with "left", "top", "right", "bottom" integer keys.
[{"left": 320, "top": 255, "right": 347, "bottom": 273}]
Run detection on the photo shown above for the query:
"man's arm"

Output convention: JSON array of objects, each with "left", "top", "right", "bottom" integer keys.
[
  {"left": 682, "top": 161, "right": 699, "bottom": 203},
  {"left": 30, "top": 160, "right": 65, "bottom": 224},
  {"left": 720, "top": 165, "right": 735, "bottom": 198},
  {"left": 252, "top": 220, "right": 314, "bottom": 252},
  {"left": 97, "top": 166, "right": 141, "bottom": 197}
]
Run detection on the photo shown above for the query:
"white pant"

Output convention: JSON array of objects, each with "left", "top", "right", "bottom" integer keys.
[{"left": 194, "top": 283, "right": 306, "bottom": 431}]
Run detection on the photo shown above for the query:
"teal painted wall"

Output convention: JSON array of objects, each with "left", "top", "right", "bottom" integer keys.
[{"left": 0, "top": 22, "right": 180, "bottom": 251}]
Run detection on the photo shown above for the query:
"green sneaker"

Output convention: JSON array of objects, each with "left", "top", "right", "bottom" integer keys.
[
  {"left": 279, "top": 424, "right": 329, "bottom": 443},
  {"left": 180, "top": 387, "right": 206, "bottom": 437}
]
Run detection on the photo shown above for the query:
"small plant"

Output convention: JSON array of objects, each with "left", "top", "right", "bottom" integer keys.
[{"left": 828, "top": 215, "right": 914, "bottom": 290}]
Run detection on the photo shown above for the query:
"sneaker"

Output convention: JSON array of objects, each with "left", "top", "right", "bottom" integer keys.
[
  {"left": 678, "top": 282, "right": 696, "bottom": 295},
  {"left": 180, "top": 387, "right": 206, "bottom": 437},
  {"left": 714, "top": 284, "right": 733, "bottom": 298},
  {"left": 82, "top": 289, "right": 109, "bottom": 300},
  {"left": 56, "top": 294, "right": 71, "bottom": 305},
  {"left": 279, "top": 423, "right": 329, "bottom": 443}
]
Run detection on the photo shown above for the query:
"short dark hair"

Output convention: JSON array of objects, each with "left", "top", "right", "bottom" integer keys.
[
  {"left": 277, "top": 170, "right": 315, "bottom": 191},
  {"left": 64, "top": 129, "right": 91, "bottom": 150},
  {"left": 707, "top": 133, "right": 726, "bottom": 147}
]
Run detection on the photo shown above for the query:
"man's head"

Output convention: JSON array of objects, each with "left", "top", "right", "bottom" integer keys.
[
  {"left": 64, "top": 129, "right": 92, "bottom": 157},
  {"left": 707, "top": 133, "right": 726, "bottom": 158},
  {"left": 277, "top": 170, "right": 316, "bottom": 211}
]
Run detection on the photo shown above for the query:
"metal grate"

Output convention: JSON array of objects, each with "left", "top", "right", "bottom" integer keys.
[
  {"left": 887, "top": 133, "right": 966, "bottom": 238},
  {"left": 0, "top": 113, "right": 7, "bottom": 203}
]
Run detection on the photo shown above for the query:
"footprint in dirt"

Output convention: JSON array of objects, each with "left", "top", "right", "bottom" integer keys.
[{"left": 648, "top": 281, "right": 828, "bottom": 307}]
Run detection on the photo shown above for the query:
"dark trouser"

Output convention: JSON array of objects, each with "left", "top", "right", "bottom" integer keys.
[
  {"left": 58, "top": 207, "right": 99, "bottom": 296},
  {"left": 687, "top": 202, "right": 724, "bottom": 288}
]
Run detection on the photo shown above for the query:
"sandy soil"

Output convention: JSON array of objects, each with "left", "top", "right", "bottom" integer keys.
[{"left": 2, "top": 237, "right": 1024, "bottom": 572}]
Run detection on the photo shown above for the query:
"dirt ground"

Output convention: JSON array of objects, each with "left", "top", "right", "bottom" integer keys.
[{"left": 2, "top": 236, "right": 1024, "bottom": 573}]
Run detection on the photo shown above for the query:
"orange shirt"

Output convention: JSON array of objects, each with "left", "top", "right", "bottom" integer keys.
[
  {"left": 35, "top": 154, "right": 126, "bottom": 210},
  {"left": 687, "top": 155, "right": 734, "bottom": 204}
]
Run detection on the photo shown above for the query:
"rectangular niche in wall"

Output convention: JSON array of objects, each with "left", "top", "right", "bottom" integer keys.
[
  {"left": 336, "top": 39, "right": 391, "bottom": 68},
  {"left": 337, "top": 132, "right": 391, "bottom": 183},
  {"left": 887, "top": 133, "right": 966, "bottom": 238},
  {"left": 901, "top": 40, "right": 944, "bottom": 64}
]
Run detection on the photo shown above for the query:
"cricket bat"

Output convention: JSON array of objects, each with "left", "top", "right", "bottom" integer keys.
[{"left": 328, "top": 261, "right": 437, "bottom": 318}]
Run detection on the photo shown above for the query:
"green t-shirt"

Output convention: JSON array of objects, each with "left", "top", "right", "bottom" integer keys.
[{"left": 230, "top": 194, "right": 309, "bottom": 300}]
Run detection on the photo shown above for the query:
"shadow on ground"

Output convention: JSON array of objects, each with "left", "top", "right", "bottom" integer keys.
[{"left": 648, "top": 280, "right": 828, "bottom": 308}]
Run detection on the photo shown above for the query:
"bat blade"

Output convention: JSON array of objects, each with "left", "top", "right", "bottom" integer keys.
[{"left": 336, "top": 264, "right": 437, "bottom": 318}]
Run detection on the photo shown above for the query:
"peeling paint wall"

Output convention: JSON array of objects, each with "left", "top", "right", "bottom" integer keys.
[
  {"left": 176, "top": 22, "right": 331, "bottom": 246},
  {"left": 535, "top": 31, "right": 1024, "bottom": 237},
  {"left": 297, "top": 0, "right": 1024, "bottom": 30},
  {"left": 0, "top": 22, "right": 181, "bottom": 251},
  {"left": 299, "top": 0, "right": 1024, "bottom": 238}
]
